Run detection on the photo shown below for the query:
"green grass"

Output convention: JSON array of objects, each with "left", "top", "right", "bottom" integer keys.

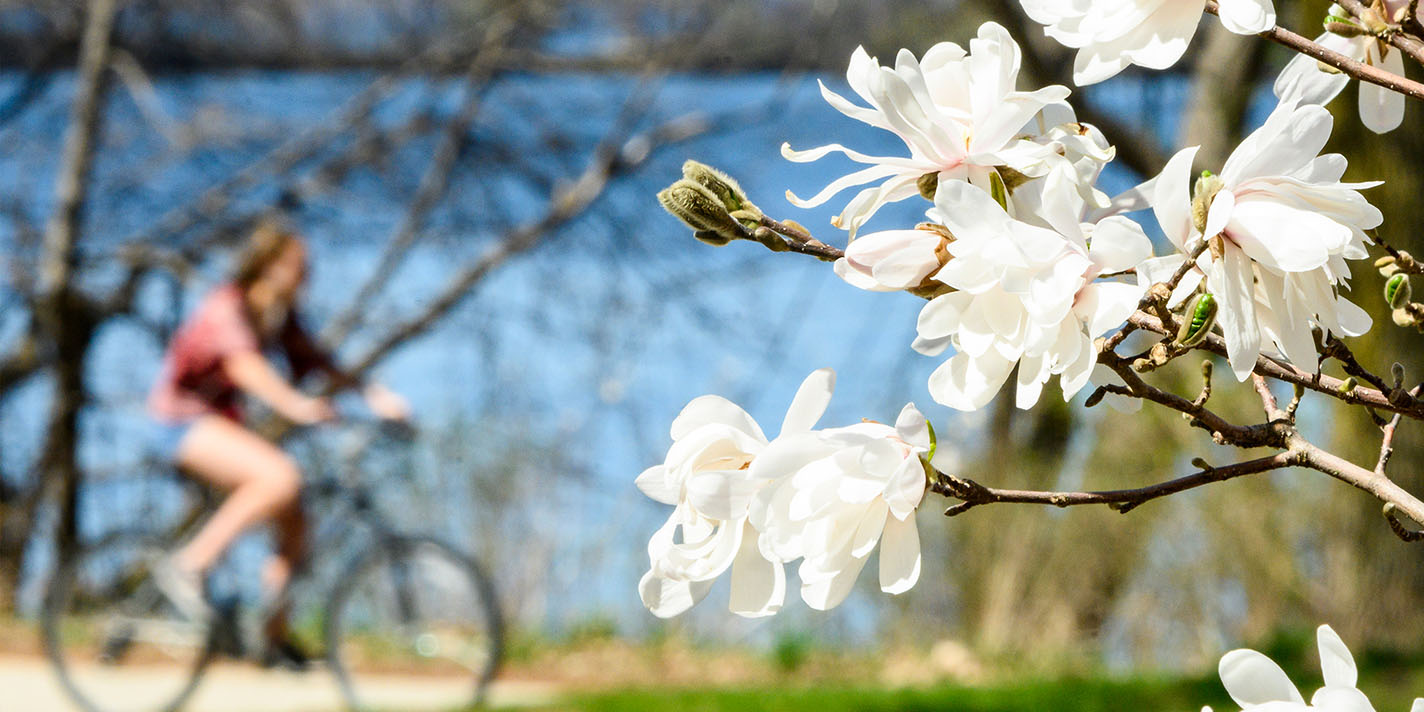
[{"left": 537, "top": 675, "right": 1233, "bottom": 712}]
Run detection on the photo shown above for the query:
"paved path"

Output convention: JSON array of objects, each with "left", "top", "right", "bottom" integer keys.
[{"left": 0, "top": 655, "right": 558, "bottom": 711}]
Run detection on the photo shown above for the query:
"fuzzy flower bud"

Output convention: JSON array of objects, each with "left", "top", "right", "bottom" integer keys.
[
  {"left": 658, "top": 179, "right": 744, "bottom": 242},
  {"left": 681, "top": 160, "right": 757, "bottom": 215},
  {"left": 1191, "top": 171, "right": 1225, "bottom": 236}
]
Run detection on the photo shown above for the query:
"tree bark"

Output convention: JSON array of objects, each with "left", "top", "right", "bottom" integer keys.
[{"left": 33, "top": 0, "right": 117, "bottom": 565}]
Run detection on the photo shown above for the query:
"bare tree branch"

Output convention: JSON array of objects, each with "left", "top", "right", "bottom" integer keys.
[
  {"left": 34, "top": 0, "right": 118, "bottom": 561},
  {"left": 322, "top": 15, "right": 518, "bottom": 345},
  {"left": 1206, "top": 0, "right": 1424, "bottom": 101}
]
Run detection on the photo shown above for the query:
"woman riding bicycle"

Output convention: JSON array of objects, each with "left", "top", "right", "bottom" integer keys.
[{"left": 146, "top": 219, "right": 409, "bottom": 667}]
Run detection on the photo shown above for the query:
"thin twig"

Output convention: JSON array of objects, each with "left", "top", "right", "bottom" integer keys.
[{"left": 931, "top": 452, "right": 1297, "bottom": 516}]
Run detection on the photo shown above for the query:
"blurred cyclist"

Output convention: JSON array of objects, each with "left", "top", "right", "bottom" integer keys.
[{"left": 147, "top": 219, "right": 408, "bottom": 667}]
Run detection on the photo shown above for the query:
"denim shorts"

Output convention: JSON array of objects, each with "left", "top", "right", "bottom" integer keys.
[{"left": 148, "top": 418, "right": 196, "bottom": 463}]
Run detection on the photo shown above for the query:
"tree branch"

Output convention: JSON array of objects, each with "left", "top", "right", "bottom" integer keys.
[
  {"left": 931, "top": 452, "right": 1298, "bottom": 516},
  {"left": 1206, "top": 0, "right": 1424, "bottom": 102}
]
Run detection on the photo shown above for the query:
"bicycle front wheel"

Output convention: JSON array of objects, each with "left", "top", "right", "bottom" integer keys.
[
  {"left": 326, "top": 536, "right": 503, "bottom": 711},
  {"left": 42, "top": 532, "right": 214, "bottom": 712}
]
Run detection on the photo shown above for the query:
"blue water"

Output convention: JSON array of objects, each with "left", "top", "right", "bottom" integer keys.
[{"left": 0, "top": 65, "right": 1273, "bottom": 650}]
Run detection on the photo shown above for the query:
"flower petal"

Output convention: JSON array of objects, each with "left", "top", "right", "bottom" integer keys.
[
  {"left": 799, "top": 551, "right": 870, "bottom": 611},
  {"left": 1218, "top": 649, "right": 1305, "bottom": 706},
  {"left": 1317, "top": 624, "right": 1358, "bottom": 689},
  {"left": 1215, "top": 0, "right": 1275, "bottom": 34},
  {"left": 671, "top": 395, "right": 766, "bottom": 442},
  {"left": 782, "top": 368, "right": 836, "bottom": 434},
  {"left": 1088, "top": 216, "right": 1153, "bottom": 272},
  {"left": 728, "top": 520, "right": 785, "bottom": 618},
  {"left": 686, "top": 471, "right": 761, "bottom": 521},
  {"left": 639, "top": 570, "right": 713, "bottom": 618},
  {"left": 1209, "top": 242, "right": 1261, "bottom": 381},
  {"left": 879, "top": 513, "right": 921, "bottom": 595},
  {"left": 1153, "top": 147, "right": 1200, "bottom": 249},
  {"left": 1360, "top": 44, "right": 1406, "bottom": 134},
  {"left": 635, "top": 465, "right": 679, "bottom": 505},
  {"left": 927, "top": 349, "right": 1016, "bottom": 412}
]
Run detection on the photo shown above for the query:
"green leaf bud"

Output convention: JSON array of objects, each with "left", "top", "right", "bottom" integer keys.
[
  {"left": 1176, "top": 292, "right": 1218, "bottom": 347},
  {"left": 1386, "top": 273, "right": 1412, "bottom": 309}
]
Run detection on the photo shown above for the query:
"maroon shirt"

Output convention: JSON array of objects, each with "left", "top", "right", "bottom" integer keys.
[{"left": 148, "top": 284, "right": 335, "bottom": 422}]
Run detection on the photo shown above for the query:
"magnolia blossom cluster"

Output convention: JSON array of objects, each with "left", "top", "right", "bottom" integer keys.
[
  {"left": 641, "top": 18, "right": 1393, "bottom": 617},
  {"left": 786, "top": 22, "right": 1384, "bottom": 412},
  {"left": 1205, "top": 624, "right": 1423, "bottom": 712},
  {"left": 637, "top": 369, "right": 953, "bottom": 617}
]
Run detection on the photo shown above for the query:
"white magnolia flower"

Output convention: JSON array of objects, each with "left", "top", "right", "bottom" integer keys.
[
  {"left": 635, "top": 369, "right": 835, "bottom": 618},
  {"left": 1206, "top": 624, "right": 1424, "bottom": 712},
  {"left": 834, "top": 226, "right": 949, "bottom": 292},
  {"left": 1150, "top": 101, "right": 1379, "bottom": 380},
  {"left": 781, "top": 22, "right": 1076, "bottom": 237},
  {"left": 749, "top": 403, "right": 935, "bottom": 610},
  {"left": 1021, "top": 0, "right": 1277, "bottom": 85},
  {"left": 1273, "top": 3, "right": 1408, "bottom": 134},
  {"left": 914, "top": 180, "right": 1150, "bottom": 411}
]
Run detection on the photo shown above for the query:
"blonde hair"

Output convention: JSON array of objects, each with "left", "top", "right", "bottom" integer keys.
[{"left": 232, "top": 219, "right": 303, "bottom": 290}]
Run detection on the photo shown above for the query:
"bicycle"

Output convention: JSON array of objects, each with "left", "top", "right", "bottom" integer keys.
[{"left": 41, "top": 417, "right": 504, "bottom": 712}]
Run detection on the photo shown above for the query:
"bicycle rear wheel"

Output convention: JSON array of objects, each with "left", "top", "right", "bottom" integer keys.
[
  {"left": 42, "top": 532, "right": 214, "bottom": 712},
  {"left": 326, "top": 536, "right": 502, "bottom": 711}
]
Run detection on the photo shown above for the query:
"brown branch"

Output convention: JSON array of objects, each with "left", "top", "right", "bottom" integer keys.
[
  {"left": 1126, "top": 312, "right": 1424, "bottom": 418},
  {"left": 1205, "top": 0, "right": 1424, "bottom": 102},
  {"left": 931, "top": 452, "right": 1298, "bottom": 516},
  {"left": 1098, "top": 352, "right": 1272, "bottom": 447},
  {"left": 1334, "top": 0, "right": 1424, "bottom": 67}
]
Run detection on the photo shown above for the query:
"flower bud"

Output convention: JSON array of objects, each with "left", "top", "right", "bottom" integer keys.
[
  {"left": 1386, "top": 273, "right": 1412, "bottom": 309},
  {"left": 1337, "top": 376, "right": 1358, "bottom": 396},
  {"left": 916, "top": 172, "right": 938, "bottom": 201},
  {"left": 1392, "top": 307, "right": 1416, "bottom": 327},
  {"left": 658, "top": 179, "right": 744, "bottom": 241},
  {"left": 752, "top": 226, "right": 788, "bottom": 252},
  {"left": 1191, "top": 171, "right": 1225, "bottom": 236},
  {"left": 1176, "top": 292, "right": 1218, "bottom": 347},
  {"left": 1324, "top": 19, "right": 1369, "bottom": 37},
  {"left": 681, "top": 160, "right": 756, "bottom": 215},
  {"left": 693, "top": 230, "right": 732, "bottom": 246},
  {"left": 1083, "top": 389, "right": 1106, "bottom": 408},
  {"left": 1191, "top": 457, "right": 1211, "bottom": 470}
]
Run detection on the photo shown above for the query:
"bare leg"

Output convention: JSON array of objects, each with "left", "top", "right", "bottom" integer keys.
[
  {"left": 171, "top": 416, "right": 303, "bottom": 579},
  {"left": 261, "top": 503, "right": 307, "bottom": 640}
]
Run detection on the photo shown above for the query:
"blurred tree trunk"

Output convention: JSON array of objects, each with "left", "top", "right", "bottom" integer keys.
[
  {"left": 1312, "top": 9, "right": 1424, "bottom": 649},
  {"left": 32, "top": 0, "right": 116, "bottom": 566},
  {"left": 1182, "top": 22, "right": 1266, "bottom": 169}
]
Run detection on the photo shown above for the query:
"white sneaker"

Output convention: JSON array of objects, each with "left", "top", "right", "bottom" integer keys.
[{"left": 152, "top": 556, "right": 211, "bottom": 623}]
